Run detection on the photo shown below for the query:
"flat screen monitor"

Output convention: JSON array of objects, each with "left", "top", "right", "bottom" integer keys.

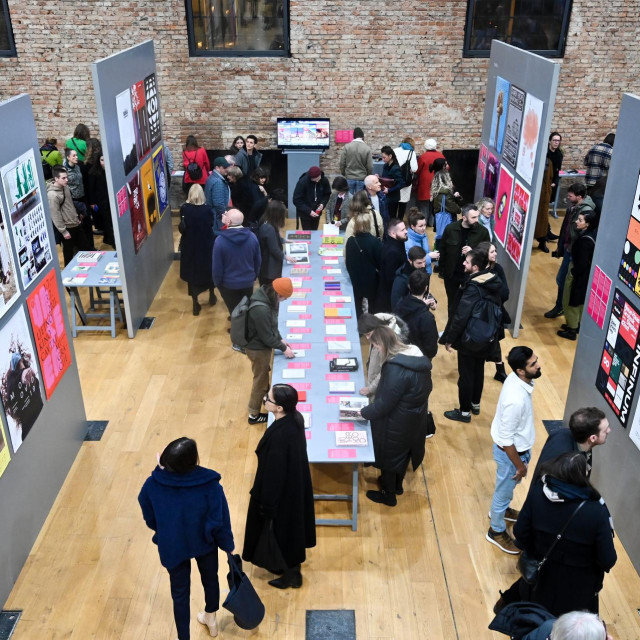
[{"left": 277, "top": 118, "right": 330, "bottom": 150}]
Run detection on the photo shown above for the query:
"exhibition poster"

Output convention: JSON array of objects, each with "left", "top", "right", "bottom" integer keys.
[
  {"left": 116, "top": 88, "right": 138, "bottom": 176},
  {"left": 478, "top": 143, "right": 488, "bottom": 179},
  {"left": 483, "top": 152, "right": 500, "bottom": 201},
  {"left": 506, "top": 180, "right": 530, "bottom": 268},
  {"left": 116, "top": 185, "right": 128, "bottom": 217},
  {"left": 152, "top": 145, "right": 169, "bottom": 218},
  {"left": 515, "top": 93, "right": 544, "bottom": 186},
  {"left": 0, "top": 149, "right": 52, "bottom": 290},
  {"left": 502, "top": 85, "right": 525, "bottom": 169},
  {"left": 494, "top": 166, "right": 514, "bottom": 247},
  {"left": 26, "top": 269, "right": 72, "bottom": 400},
  {"left": 0, "top": 418, "right": 10, "bottom": 478},
  {"left": 127, "top": 172, "right": 147, "bottom": 254},
  {"left": 587, "top": 265, "right": 612, "bottom": 330},
  {"left": 0, "top": 196, "right": 20, "bottom": 318},
  {"left": 140, "top": 157, "right": 159, "bottom": 234},
  {"left": 617, "top": 171, "right": 640, "bottom": 297},
  {"left": 131, "top": 80, "right": 151, "bottom": 161},
  {"left": 144, "top": 73, "right": 162, "bottom": 147},
  {"left": 595, "top": 288, "right": 640, "bottom": 427},
  {"left": 0, "top": 306, "right": 44, "bottom": 452},
  {"left": 489, "top": 76, "right": 510, "bottom": 154},
  {"left": 628, "top": 401, "right": 640, "bottom": 452}
]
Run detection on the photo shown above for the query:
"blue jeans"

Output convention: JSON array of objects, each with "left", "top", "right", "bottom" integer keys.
[
  {"left": 555, "top": 250, "right": 571, "bottom": 309},
  {"left": 347, "top": 179, "right": 364, "bottom": 195},
  {"left": 490, "top": 444, "right": 531, "bottom": 533}
]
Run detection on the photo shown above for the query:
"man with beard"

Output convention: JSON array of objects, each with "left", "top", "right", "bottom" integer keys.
[
  {"left": 486, "top": 346, "right": 541, "bottom": 554},
  {"left": 376, "top": 218, "right": 408, "bottom": 312}
]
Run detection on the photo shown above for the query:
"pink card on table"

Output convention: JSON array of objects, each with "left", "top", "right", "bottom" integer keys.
[
  {"left": 325, "top": 318, "right": 346, "bottom": 324},
  {"left": 323, "top": 291, "right": 342, "bottom": 296},
  {"left": 324, "top": 336, "right": 346, "bottom": 342},
  {"left": 290, "top": 382, "right": 311, "bottom": 390},
  {"left": 288, "top": 362, "right": 311, "bottom": 369},
  {"left": 328, "top": 449, "right": 357, "bottom": 459},
  {"left": 305, "top": 431, "right": 311, "bottom": 440},
  {"left": 324, "top": 303, "right": 343, "bottom": 308},
  {"left": 298, "top": 403, "right": 312, "bottom": 411},
  {"left": 326, "top": 373, "right": 350, "bottom": 380},
  {"left": 289, "top": 343, "right": 311, "bottom": 350},
  {"left": 326, "top": 396, "right": 340, "bottom": 403},
  {"left": 325, "top": 353, "right": 340, "bottom": 360},
  {"left": 298, "top": 327, "right": 312, "bottom": 333},
  {"left": 327, "top": 423, "right": 355, "bottom": 431},
  {"left": 299, "top": 314, "right": 312, "bottom": 320}
]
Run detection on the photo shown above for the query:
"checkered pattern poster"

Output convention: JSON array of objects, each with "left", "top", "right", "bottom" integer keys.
[
  {"left": 596, "top": 288, "right": 640, "bottom": 426},
  {"left": 587, "top": 265, "right": 612, "bottom": 330}
]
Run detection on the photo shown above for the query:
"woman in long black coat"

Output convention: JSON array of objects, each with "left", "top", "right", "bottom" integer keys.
[
  {"left": 257, "top": 200, "right": 295, "bottom": 286},
  {"left": 242, "top": 384, "right": 316, "bottom": 589},
  {"left": 498, "top": 452, "right": 616, "bottom": 617},
  {"left": 360, "top": 326, "right": 432, "bottom": 507},
  {"left": 179, "top": 184, "right": 217, "bottom": 316},
  {"left": 85, "top": 155, "right": 115, "bottom": 247}
]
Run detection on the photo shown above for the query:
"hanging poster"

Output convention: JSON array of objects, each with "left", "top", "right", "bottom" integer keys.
[
  {"left": 140, "top": 158, "right": 159, "bottom": 234},
  {"left": 0, "top": 149, "right": 52, "bottom": 290},
  {"left": 131, "top": 80, "right": 151, "bottom": 161},
  {"left": 0, "top": 306, "right": 44, "bottom": 452},
  {"left": 116, "top": 185, "right": 128, "bottom": 218},
  {"left": 127, "top": 172, "right": 147, "bottom": 254},
  {"left": 478, "top": 143, "right": 489, "bottom": 179},
  {"left": 144, "top": 73, "right": 162, "bottom": 147},
  {"left": 152, "top": 146, "right": 169, "bottom": 218},
  {"left": 494, "top": 166, "right": 514, "bottom": 247},
  {"left": 587, "top": 265, "right": 612, "bottom": 330},
  {"left": 26, "top": 269, "right": 72, "bottom": 400},
  {"left": 502, "top": 85, "right": 525, "bottom": 169},
  {"left": 0, "top": 197, "right": 20, "bottom": 318},
  {"left": 489, "top": 76, "right": 510, "bottom": 154},
  {"left": 506, "top": 180, "right": 530, "bottom": 268},
  {"left": 596, "top": 288, "right": 640, "bottom": 427},
  {"left": 0, "top": 418, "right": 10, "bottom": 478},
  {"left": 516, "top": 93, "right": 544, "bottom": 186},
  {"left": 116, "top": 88, "right": 138, "bottom": 176},
  {"left": 483, "top": 152, "right": 500, "bottom": 200},
  {"left": 629, "top": 400, "right": 640, "bottom": 452},
  {"left": 617, "top": 171, "right": 640, "bottom": 297}
]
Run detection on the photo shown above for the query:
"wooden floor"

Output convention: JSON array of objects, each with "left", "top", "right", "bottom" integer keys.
[{"left": 6, "top": 216, "right": 640, "bottom": 639}]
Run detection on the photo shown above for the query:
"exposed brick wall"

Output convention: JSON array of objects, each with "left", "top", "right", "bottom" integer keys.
[{"left": 1, "top": 0, "right": 638, "bottom": 170}]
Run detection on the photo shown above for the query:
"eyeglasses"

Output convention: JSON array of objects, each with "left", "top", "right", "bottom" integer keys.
[{"left": 263, "top": 395, "right": 275, "bottom": 405}]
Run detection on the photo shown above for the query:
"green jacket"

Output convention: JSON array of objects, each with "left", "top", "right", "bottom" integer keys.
[
  {"left": 245, "top": 286, "right": 286, "bottom": 352},
  {"left": 439, "top": 220, "right": 490, "bottom": 280}
]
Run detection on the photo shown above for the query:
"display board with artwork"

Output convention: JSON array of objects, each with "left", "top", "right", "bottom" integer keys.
[
  {"left": 516, "top": 93, "right": 544, "bottom": 186},
  {"left": 617, "top": 171, "right": 640, "bottom": 296},
  {"left": 502, "top": 85, "right": 525, "bottom": 169},
  {"left": 0, "top": 419, "right": 10, "bottom": 479},
  {"left": 489, "top": 76, "right": 510, "bottom": 155},
  {"left": 494, "top": 166, "right": 514, "bottom": 246},
  {"left": 0, "top": 197, "right": 20, "bottom": 318},
  {"left": 506, "top": 180, "right": 531, "bottom": 268}
]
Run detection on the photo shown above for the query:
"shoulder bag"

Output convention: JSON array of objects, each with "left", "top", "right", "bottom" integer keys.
[
  {"left": 518, "top": 500, "right": 586, "bottom": 586},
  {"left": 222, "top": 552, "right": 265, "bottom": 630},
  {"left": 352, "top": 236, "right": 379, "bottom": 274},
  {"left": 435, "top": 194, "right": 452, "bottom": 241}
]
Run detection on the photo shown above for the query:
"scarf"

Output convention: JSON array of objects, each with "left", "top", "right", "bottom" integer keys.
[{"left": 542, "top": 475, "right": 593, "bottom": 502}]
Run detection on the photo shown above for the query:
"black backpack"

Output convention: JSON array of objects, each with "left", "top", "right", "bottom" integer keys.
[
  {"left": 41, "top": 149, "right": 54, "bottom": 181},
  {"left": 183, "top": 150, "right": 203, "bottom": 181},
  {"left": 461, "top": 282, "right": 503, "bottom": 353},
  {"left": 400, "top": 149, "right": 414, "bottom": 186},
  {"left": 229, "top": 296, "right": 269, "bottom": 348}
]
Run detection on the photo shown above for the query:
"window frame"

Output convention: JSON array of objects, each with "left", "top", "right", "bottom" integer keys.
[
  {"left": 184, "top": 0, "right": 290, "bottom": 58},
  {"left": 462, "top": 0, "right": 573, "bottom": 59},
  {"left": 0, "top": 0, "right": 17, "bottom": 58}
]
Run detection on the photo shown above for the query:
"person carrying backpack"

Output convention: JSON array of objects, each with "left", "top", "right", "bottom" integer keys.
[
  {"left": 439, "top": 246, "right": 503, "bottom": 423},
  {"left": 40, "top": 138, "right": 63, "bottom": 181},
  {"left": 241, "top": 278, "right": 295, "bottom": 425}
]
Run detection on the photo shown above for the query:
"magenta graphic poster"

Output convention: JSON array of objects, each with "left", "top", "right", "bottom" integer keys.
[
  {"left": 494, "top": 166, "right": 514, "bottom": 247},
  {"left": 506, "top": 180, "right": 530, "bottom": 268}
]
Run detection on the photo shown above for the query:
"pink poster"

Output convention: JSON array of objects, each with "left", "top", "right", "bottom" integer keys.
[
  {"left": 494, "top": 166, "right": 514, "bottom": 246},
  {"left": 478, "top": 144, "right": 489, "bottom": 178},
  {"left": 506, "top": 180, "right": 530, "bottom": 268},
  {"left": 587, "top": 265, "right": 612, "bottom": 330}
]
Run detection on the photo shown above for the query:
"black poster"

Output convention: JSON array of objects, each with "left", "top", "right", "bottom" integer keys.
[
  {"left": 502, "top": 85, "right": 525, "bottom": 169},
  {"left": 145, "top": 73, "right": 162, "bottom": 147}
]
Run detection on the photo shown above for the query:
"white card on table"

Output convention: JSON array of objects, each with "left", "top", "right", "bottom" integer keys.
[
  {"left": 282, "top": 369, "right": 305, "bottom": 379},
  {"left": 327, "top": 340, "right": 351, "bottom": 351},
  {"left": 324, "top": 259, "right": 339, "bottom": 264},
  {"left": 292, "top": 350, "right": 306, "bottom": 357},
  {"left": 287, "top": 305, "right": 307, "bottom": 313},
  {"left": 286, "top": 333, "right": 303, "bottom": 340},
  {"left": 330, "top": 296, "right": 352, "bottom": 303},
  {"left": 326, "top": 325, "right": 347, "bottom": 335},
  {"left": 323, "top": 223, "right": 340, "bottom": 235},
  {"left": 286, "top": 320, "right": 306, "bottom": 327},
  {"left": 327, "top": 269, "right": 342, "bottom": 274},
  {"left": 335, "top": 430, "right": 368, "bottom": 446}
]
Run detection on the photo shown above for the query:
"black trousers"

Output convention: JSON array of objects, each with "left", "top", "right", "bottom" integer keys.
[
  {"left": 444, "top": 278, "right": 462, "bottom": 319},
  {"left": 61, "top": 224, "right": 91, "bottom": 266},
  {"left": 457, "top": 351, "right": 485, "bottom": 412},
  {"left": 380, "top": 456, "right": 410, "bottom": 493},
  {"left": 218, "top": 285, "right": 254, "bottom": 315},
  {"left": 167, "top": 549, "right": 220, "bottom": 640},
  {"left": 299, "top": 214, "right": 320, "bottom": 231}
]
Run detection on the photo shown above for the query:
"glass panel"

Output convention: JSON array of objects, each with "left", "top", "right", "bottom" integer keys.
[
  {"left": 0, "top": 6, "right": 11, "bottom": 53},
  {"left": 191, "top": 0, "right": 285, "bottom": 53},
  {"left": 468, "top": 0, "right": 567, "bottom": 53}
]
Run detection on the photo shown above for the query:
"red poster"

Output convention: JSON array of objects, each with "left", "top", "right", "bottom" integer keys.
[
  {"left": 506, "top": 180, "right": 530, "bottom": 268},
  {"left": 494, "top": 166, "right": 514, "bottom": 246},
  {"left": 128, "top": 171, "right": 147, "bottom": 254},
  {"left": 26, "top": 269, "right": 71, "bottom": 399}
]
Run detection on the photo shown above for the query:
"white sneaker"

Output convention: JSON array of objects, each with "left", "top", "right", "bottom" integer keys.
[{"left": 197, "top": 611, "right": 219, "bottom": 637}]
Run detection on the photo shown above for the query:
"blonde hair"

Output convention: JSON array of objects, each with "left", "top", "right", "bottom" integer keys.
[
  {"left": 227, "top": 165, "right": 243, "bottom": 181},
  {"left": 370, "top": 326, "right": 406, "bottom": 362},
  {"left": 187, "top": 183, "right": 205, "bottom": 205},
  {"left": 352, "top": 214, "right": 372, "bottom": 234},
  {"left": 431, "top": 170, "right": 454, "bottom": 201},
  {"left": 347, "top": 190, "right": 372, "bottom": 220}
]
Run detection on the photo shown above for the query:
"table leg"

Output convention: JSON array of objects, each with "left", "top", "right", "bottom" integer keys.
[
  {"left": 109, "top": 289, "right": 116, "bottom": 338},
  {"left": 351, "top": 463, "right": 358, "bottom": 532},
  {"left": 69, "top": 289, "right": 78, "bottom": 338}
]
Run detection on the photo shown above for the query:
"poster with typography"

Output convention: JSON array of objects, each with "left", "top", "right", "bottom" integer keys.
[
  {"left": 502, "top": 85, "right": 525, "bottom": 169},
  {"left": 131, "top": 80, "right": 151, "bottom": 161},
  {"left": 0, "top": 418, "right": 10, "bottom": 478},
  {"left": 506, "top": 180, "right": 530, "bottom": 268},
  {"left": 617, "top": 171, "right": 640, "bottom": 297},
  {"left": 516, "top": 93, "right": 544, "bottom": 186},
  {"left": 144, "top": 73, "right": 162, "bottom": 147},
  {"left": 596, "top": 288, "right": 640, "bottom": 427},
  {"left": 587, "top": 265, "right": 612, "bottom": 330},
  {"left": 478, "top": 143, "right": 488, "bottom": 179},
  {"left": 0, "top": 306, "right": 44, "bottom": 452},
  {"left": 0, "top": 197, "right": 20, "bottom": 318},
  {"left": 152, "top": 146, "right": 169, "bottom": 218},
  {"left": 116, "top": 89, "right": 138, "bottom": 176},
  {"left": 26, "top": 269, "right": 71, "bottom": 400},
  {"left": 489, "top": 76, "right": 510, "bottom": 154},
  {"left": 140, "top": 158, "right": 158, "bottom": 235},
  {"left": 127, "top": 172, "right": 147, "bottom": 254},
  {"left": 494, "top": 166, "right": 514, "bottom": 246},
  {"left": 483, "top": 152, "right": 500, "bottom": 200},
  {"left": 0, "top": 149, "right": 52, "bottom": 290}
]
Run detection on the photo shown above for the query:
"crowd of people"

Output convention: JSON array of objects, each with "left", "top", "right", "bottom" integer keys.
[{"left": 143, "top": 127, "right": 618, "bottom": 640}]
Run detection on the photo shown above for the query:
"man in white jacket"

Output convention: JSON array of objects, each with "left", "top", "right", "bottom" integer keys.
[{"left": 394, "top": 136, "right": 419, "bottom": 219}]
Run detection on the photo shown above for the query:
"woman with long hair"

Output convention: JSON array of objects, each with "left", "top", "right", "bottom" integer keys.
[
  {"left": 242, "top": 384, "right": 316, "bottom": 589},
  {"left": 381, "top": 145, "right": 405, "bottom": 218},
  {"left": 324, "top": 175, "right": 352, "bottom": 229},
  {"left": 345, "top": 214, "right": 382, "bottom": 316},
  {"left": 257, "top": 200, "right": 296, "bottom": 286},
  {"left": 179, "top": 184, "right": 217, "bottom": 315},
  {"left": 431, "top": 163, "right": 463, "bottom": 233},
  {"left": 360, "top": 326, "right": 432, "bottom": 506},
  {"left": 85, "top": 156, "right": 115, "bottom": 247},
  {"left": 244, "top": 167, "right": 270, "bottom": 226},
  {"left": 476, "top": 197, "right": 496, "bottom": 242},
  {"left": 66, "top": 123, "right": 90, "bottom": 162},
  {"left": 344, "top": 189, "right": 384, "bottom": 241},
  {"left": 182, "top": 135, "right": 210, "bottom": 195},
  {"left": 229, "top": 135, "right": 245, "bottom": 155},
  {"left": 138, "top": 437, "right": 234, "bottom": 640}
]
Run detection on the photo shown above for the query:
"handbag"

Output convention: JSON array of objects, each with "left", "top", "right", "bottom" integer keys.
[
  {"left": 250, "top": 519, "right": 287, "bottom": 572},
  {"left": 425, "top": 411, "right": 436, "bottom": 438},
  {"left": 222, "top": 552, "right": 266, "bottom": 630},
  {"left": 517, "top": 500, "right": 586, "bottom": 586},
  {"left": 434, "top": 195, "right": 452, "bottom": 241}
]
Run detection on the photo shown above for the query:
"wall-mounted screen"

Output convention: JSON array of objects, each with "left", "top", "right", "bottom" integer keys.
[{"left": 277, "top": 118, "right": 330, "bottom": 150}]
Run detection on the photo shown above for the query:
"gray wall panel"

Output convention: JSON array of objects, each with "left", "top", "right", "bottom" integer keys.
[{"left": 0, "top": 94, "right": 87, "bottom": 607}]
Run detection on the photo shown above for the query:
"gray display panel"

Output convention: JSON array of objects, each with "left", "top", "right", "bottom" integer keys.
[
  {"left": 565, "top": 93, "right": 640, "bottom": 574},
  {"left": 0, "top": 94, "right": 87, "bottom": 607},
  {"left": 92, "top": 40, "right": 173, "bottom": 338},
  {"left": 474, "top": 41, "right": 559, "bottom": 337}
]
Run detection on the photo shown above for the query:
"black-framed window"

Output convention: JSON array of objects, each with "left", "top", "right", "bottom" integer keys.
[
  {"left": 463, "top": 0, "right": 572, "bottom": 58},
  {"left": 1, "top": 0, "right": 17, "bottom": 57},
  {"left": 185, "top": 0, "right": 289, "bottom": 57}
]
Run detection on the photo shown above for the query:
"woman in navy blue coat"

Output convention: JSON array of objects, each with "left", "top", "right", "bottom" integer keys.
[
  {"left": 139, "top": 437, "right": 234, "bottom": 640},
  {"left": 381, "top": 145, "right": 406, "bottom": 219}
]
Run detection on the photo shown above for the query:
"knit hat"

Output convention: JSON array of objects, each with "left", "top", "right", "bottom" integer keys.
[
  {"left": 214, "top": 157, "right": 231, "bottom": 168},
  {"left": 308, "top": 166, "right": 321, "bottom": 179},
  {"left": 272, "top": 277, "right": 293, "bottom": 298},
  {"left": 424, "top": 138, "right": 437, "bottom": 150}
]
